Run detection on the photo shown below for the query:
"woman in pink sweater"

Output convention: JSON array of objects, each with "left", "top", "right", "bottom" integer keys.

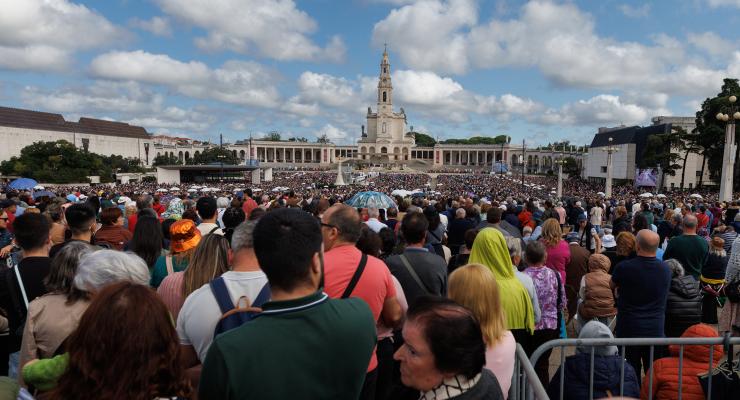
[
  {"left": 449, "top": 263, "right": 516, "bottom": 397},
  {"left": 540, "top": 219, "right": 570, "bottom": 283}
]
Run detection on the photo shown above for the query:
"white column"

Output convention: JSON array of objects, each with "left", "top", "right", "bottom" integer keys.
[
  {"left": 557, "top": 162, "right": 563, "bottom": 198},
  {"left": 720, "top": 123, "right": 736, "bottom": 202},
  {"left": 264, "top": 167, "right": 273, "bottom": 182},
  {"left": 251, "top": 169, "right": 261, "bottom": 184},
  {"left": 606, "top": 150, "right": 613, "bottom": 199}
]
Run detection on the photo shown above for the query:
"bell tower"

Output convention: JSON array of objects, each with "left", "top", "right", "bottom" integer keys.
[{"left": 377, "top": 44, "right": 393, "bottom": 116}]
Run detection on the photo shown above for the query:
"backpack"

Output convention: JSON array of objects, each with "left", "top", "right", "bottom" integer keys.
[{"left": 210, "top": 277, "right": 270, "bottom": 337}]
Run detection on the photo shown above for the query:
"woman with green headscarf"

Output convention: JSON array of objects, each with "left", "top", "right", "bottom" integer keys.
[{"left": 469, "top": 228, "right": 535, "bottom": 335}]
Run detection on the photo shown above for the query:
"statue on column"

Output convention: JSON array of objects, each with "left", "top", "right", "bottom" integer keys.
[{"left": 361, "top": 125, "right": 367, "bottom": 138}]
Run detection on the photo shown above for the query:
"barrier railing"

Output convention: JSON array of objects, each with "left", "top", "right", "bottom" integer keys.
[
  {"left": 510, "top": 343, "right": 549, "bottom": 400},
  {"left": 528, "top": 335, "right": 740, "bottom": 400}
]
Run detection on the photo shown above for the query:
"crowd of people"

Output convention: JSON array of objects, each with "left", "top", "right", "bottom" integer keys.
[{"left": 0, "top": 171, "right": 737, "bottom": 399}]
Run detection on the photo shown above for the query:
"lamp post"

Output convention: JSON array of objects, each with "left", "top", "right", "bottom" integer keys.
[
  {"left": 521, "top": 139, "right": 526, "bottom": 191},
  {"left": 554, "top": 150, "right": 565, "bottom": 199},
  {"left": 601, "top": 137, "right": 619, "bottom": 199},
  {"left": 717, "top": 95, "right": 739, "bottom": 202}
]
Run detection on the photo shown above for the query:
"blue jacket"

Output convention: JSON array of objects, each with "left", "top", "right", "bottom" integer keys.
[{"left": 547, "top": 353, "right": 640, "bottom": 400}]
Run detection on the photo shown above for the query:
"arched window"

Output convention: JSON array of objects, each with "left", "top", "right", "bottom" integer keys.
[
  {"left": 382, "top": 122, "right": 387, "bottom": 133},
  {"left": 383, "top": 67, "right": 387, "bottom": 73},
  {"left": 382, "top": 92, "right": 387, "bottom": 102}
]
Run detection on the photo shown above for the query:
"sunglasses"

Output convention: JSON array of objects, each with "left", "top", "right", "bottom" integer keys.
[{"left": 320, "top": 222, "right": 339, "bottom": 232}]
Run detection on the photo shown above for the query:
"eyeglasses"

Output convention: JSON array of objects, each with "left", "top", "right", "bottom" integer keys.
[{"left": 320, "top": 222, "right": 338, "bottom": 231}]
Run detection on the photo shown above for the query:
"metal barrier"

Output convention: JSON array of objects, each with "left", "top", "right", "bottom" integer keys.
[
  {"left": 529, "top": 335, "right": 740, "bottom": 400},
  {"left": 510, "top": 343, "right": 550, "bottom": 400}
]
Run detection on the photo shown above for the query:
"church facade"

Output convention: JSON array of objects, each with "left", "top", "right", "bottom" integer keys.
[{"left": 358, "top": 48, "right": 415, "bottom": 162}]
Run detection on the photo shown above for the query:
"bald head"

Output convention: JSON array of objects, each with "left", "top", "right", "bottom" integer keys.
[
  {"left": 636, "top": 229, "right": 659, "bottom": 256},
  {"left": 324, "top": 203, "right": 362, "bottom": 244},
  {"left": 682, "top": 214, "right": 698, "bottom": 233}
]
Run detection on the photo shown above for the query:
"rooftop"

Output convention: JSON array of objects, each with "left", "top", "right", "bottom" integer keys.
[{"left": 0, "top": 106, "right": 150, "bottom": 139}]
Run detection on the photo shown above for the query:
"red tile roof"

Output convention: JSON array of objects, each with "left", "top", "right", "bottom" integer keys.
[{"left": 0, "top": 106, "right": 151, "bottom": 139}]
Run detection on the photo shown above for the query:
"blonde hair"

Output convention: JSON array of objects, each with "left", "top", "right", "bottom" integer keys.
[
  {"left": 540, "top": 219, "right": 562, "bottom": 248},
  {"left": 449, "top": 263, "right": 507, "bottom": 345},
  {"left": 616, "top": 232, "right": 636, "bottom": 256}
]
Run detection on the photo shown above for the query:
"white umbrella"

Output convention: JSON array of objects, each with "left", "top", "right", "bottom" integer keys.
[
  {"left": 252, "top": 188, "right": 263, "bottom": 192},
  {"left": 550, "top": 190, "right": 557, "bottom": 194},
  {"left": 170, "top": 187, "right": 180, "bottom": 191},
  {"left": 391, "top": 189, "right": 412, "bottom": 197},
  {"left": 656, "top": 194, "right": 667, "bottom": 198},
  {"left": 187, "top": 188, "right": 198, "bottom": 193},
  {"left": 33, "top": 185, "right": 45, "bottom": 190},
  {"left": 201, "top": 188, "right": 212, "bottom": 192},
  {"left": 156, "top": 188, "right": 168, "bottom": 192},
  {"left": 639, "top": 192, "right": 653, "bottom": 198},
  {"left": 690, "top": 193, "right": 703, "bottom": 199},
  {"left": 597, "top": 192, "right": 605, "bottom": 196}
]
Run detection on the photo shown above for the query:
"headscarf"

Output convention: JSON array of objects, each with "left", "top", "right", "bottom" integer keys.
[
  {"left": 469, "top": 228, "right": 535, "bottom": 333},
  {"left": 162, "top": 198, "right": 184, "bottom": 219}
]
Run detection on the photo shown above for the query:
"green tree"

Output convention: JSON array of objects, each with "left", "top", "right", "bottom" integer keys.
[
  {"left": 288, "top": 137, "right": 308, "bottom": 142},
  {"left": 0, "top": 140, "right": 117, "bottom": 183},
  {"left": 187, "top": 147, "right": 239, "bottom": 165},
  {"left": 637, "top": 128, "right": 683, "bottom": 189},
  {"left": 692, "top": 78, "right": 740, "bottom": 188},
  {"left": 153, "top": 153, "right": 182, "bottom": 166},
  {"left": 413, "top": 132, "right": 436, "bottom": 147},
  {"left": 316, "top": 134, "right": 331, "bottom": 144},
  {"left": 562, "top": 156, "right": 580, "bottom": 176},
  {"left": 441, "top": 135, "right": 509, "bottom": 145}
]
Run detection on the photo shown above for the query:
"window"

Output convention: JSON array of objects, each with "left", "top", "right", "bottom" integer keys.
[
  {"left": 383, "top": 67, "right": 387, "bottom": 73},
  {"left": 600, "top": 166, "right": 607, "bottom": 173},
  {"left": 382, "top": 122, "right": 387, "bottom": 133},
  {"left": 689, "top": 183, "right": 693, "bottom": 189},
  {"left": 696, "top": 170, "right": 702, "bottom": 177},
  {"left": 671, "top": 183, "right": 675, "bottom": 189},
  {"left": 382, "top": 91, "right": 387, "bottom": 102}
]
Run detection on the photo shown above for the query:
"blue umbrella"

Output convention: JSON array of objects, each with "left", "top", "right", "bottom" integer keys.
[
  {"left": 7, "top": 178, "right": 38, "bottom": 190},
  {"left": 32, "top": 190, "right": 56, "bottom": 199},
  {"left": 344, "top": 191, "right": 397, "bottom": 209}
]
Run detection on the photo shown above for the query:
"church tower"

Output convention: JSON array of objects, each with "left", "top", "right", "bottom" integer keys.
[{"left": 377, "top": 45, "right": 393, "bottom": 116}]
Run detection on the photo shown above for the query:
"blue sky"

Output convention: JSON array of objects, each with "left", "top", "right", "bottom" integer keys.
[{"left": 1, "top": 0, "right": 739, "bottom": 146}]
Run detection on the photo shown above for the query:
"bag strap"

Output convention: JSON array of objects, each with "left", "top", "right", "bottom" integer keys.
[
  {"left": 251, "top": 283, "right": 271, "bottom": 307},
  {"left": 341, "top": 254, "right": 367, "bottom": 299},
  {"left": 399, "top": 254, "right": 431, "bottom": 295},
  {"left": 554, "top": 269, "right": 563, "bottom": 312},
  {"left": 165, "top": 255, "right": 174, "bottom": 276},
  {"left": 209, "top": 226, "right": 220, "bottom": 235},
  {"left": 13, "top": 264, "right": 29, "bottom": 309},
  {"left": 209, "top": 277, "right": 235, "bottom": 315}
]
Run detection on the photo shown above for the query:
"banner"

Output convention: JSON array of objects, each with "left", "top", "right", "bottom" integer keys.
[{"left": 635, "top": 168, "right": 658, "bottom": 187}]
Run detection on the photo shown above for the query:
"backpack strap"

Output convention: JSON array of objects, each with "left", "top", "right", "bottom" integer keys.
[
  {"left": 208, "top": 226, "right": 220, "bottom": 235},
  {"left": 165, "top": 255, "right": 174, "bottom": 276},
  {"left": 13, "top": 264, "right": 29, "bottom": 309},
  {"left": 341, "top": 253, "right": 367, "bottom": 299},
  {"left": 251, "top": 283, "right": 271, "bottom": 308},
  {"left": 209, "top": 277, "right": 235, "bottom": 315},
  {"left": 399, "top": 254, "right": 431, "bottom": 295}
]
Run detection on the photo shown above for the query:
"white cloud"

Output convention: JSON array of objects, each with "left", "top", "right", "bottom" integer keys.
[
  {"left": 373, "top": 0, "right": 735, "bottom": 98},
  {"left": 0, "top": 0, "right": 125, "bottom": 71},
  {"left": 706, "top": 0, "right": 740, "bottom": 7},
  {"left": 316, "top": 124, "right": 348, "bottom": 141},
  {"left": 90, "top": 50, "right": 281, "bottom": 108},
  {"left": 687, "top": 31, "right": 735, "bottom": 57},
  {"left": 618, "top": 4, "right": 650, "bottom": 18},
  {"left": 129, "top": 16, "right": 172, "bottom": 37},
  {"left": 20, "top": 81, "right": 216, "bottom": 133},
  {"left": 536, "top": 95, "right": 657, "bottom": 127},
  {"left": 372, "top": 0, "right": 476, "bottom": 74},
  {"left": 154, "top": 0, "right": 345, "bottom": 62}
]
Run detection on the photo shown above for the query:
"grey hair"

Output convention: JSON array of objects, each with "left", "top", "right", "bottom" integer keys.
[
  {"left": 73, "top": 250, "right": 150, "bottom": 292},
  {"left": 368, "top": 207, "right": 379, "bottom": 218},
  {"left": 683, "top": 214, "right": 698, "bottom": 229},
  {"left": 455, "top": 208, "right": 466, "bottom": 218},
  {"left": 664, "top": 258, "right": 684, "bottom": 278},
  {"left": 506, "top": 236, "right": 522, "bottom": 260},
  {"left": 231, "top": 220, "right": 257, "bottom": 252},
  {"left": 45, "top": 241, "right": 96, "bottom": 295},
  {"left": 672, "top": 214, "right": 683, "bottom": 223},
  {"left": 217, "top": 197, "right": 230, "bottom": 208},
  {"left": 136, "top": 194, "right": 153, "bottom": 210}
]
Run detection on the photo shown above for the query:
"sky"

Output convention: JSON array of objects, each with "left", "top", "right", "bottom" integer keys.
[{"left": 1, "top": 0, "right": 739, "bottom": 147}]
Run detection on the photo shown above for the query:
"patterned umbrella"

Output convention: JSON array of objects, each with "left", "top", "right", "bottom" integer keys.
[{"left": 344, "top": 191, "right": 397, "bottom": 209}]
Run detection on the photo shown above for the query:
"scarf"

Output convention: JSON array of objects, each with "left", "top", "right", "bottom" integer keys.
[
  {"left": 419, "top": 373, "right": 481, "bottom": 400},
  {"left": 469, "top": 228, "right": 535, "bottom": 333}
]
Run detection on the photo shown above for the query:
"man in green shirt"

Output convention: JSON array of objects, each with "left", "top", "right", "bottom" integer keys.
[
  {"left": 663, "top": 214, "right": 708, "bottom": 279},
  {"left": 199, "top": 208, "right": 377, "bottom": 400}
]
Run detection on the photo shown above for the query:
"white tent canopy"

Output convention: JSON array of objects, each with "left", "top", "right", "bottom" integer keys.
[
  {"left": 690, "top": 193, "right": 703, "bottom": 199},
  {"left": 639, "top": 192, "right": 653, "bottom": 198}
]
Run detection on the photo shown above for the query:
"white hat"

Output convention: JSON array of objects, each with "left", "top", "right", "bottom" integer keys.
[{"left": 602, "top": 234, "right": 616, "bottom": 248}]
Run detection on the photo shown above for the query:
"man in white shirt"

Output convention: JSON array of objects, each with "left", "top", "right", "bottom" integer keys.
[
  {"left": 177, "top": 221, "right": 268, "bottom": 364},
  {"left": 364, "top": 207, "right": 386, "bottom": 233},
  {"left": 196, "top": 196, "right": 224, "bottom": 236}
]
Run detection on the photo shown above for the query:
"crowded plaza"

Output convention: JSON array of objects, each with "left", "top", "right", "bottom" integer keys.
[{"left": 0, "top": 168, "right": 737, "bottom": 399}]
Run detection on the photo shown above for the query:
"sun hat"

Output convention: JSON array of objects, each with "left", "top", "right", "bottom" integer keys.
[{"left": 169, "top": 219, "right": 201, "bottom": 253}]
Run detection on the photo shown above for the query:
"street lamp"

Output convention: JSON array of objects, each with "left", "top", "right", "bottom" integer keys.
[
  {"left": 601, "top": 137, "right": 619, "bottom": 199},
  {"left": 716, "top": 95, "right": 740, "bottom": 202},
  {"left": 554, "top": 150, "right": 565, "bottom": 199}
]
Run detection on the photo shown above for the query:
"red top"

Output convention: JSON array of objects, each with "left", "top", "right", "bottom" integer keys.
[{"left": 323, "top": 244, "right": 397, "bottom": 372}]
